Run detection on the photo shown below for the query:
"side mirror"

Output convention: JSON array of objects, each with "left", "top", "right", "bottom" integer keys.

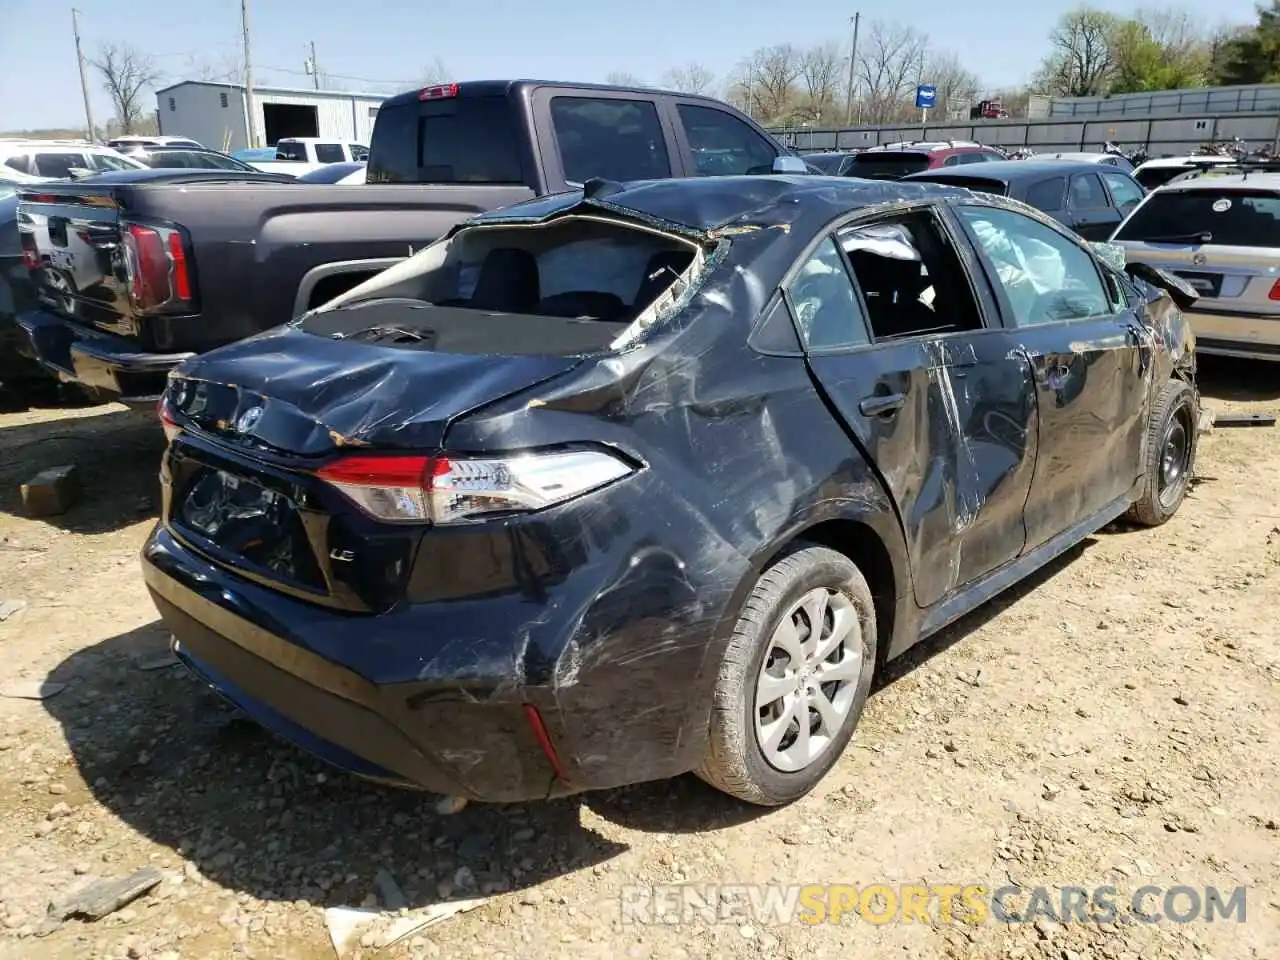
[{"left": 771, "top": 155, "right": 809, "bottom": 174}]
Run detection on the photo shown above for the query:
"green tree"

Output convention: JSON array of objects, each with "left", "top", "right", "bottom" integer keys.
[
  {"left": 1213, "top": 0, "right": 1280, "bottom": 83},
  {"left": 1109, "top": 15, "right": 1210, "bottom": 92}
]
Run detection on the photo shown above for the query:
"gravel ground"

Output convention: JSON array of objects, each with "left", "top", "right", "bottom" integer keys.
[{"left": 0, "top": 358, "right": 1277, "bottom": 960}]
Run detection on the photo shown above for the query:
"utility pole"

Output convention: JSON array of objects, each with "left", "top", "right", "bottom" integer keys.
[
  {"left": 844, "top": 12, "right": 860, "bottom": 127},
  {"left": 308, "top": 40, "right": 319, "bottom": 89},
  {"left": 240, "top": 0, "right": 256, "bottom": 148},
  {"left": 71, "top": 8, "right": 96, "bottom": 142}
]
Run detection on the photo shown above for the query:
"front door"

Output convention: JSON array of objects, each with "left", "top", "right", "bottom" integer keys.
[
  {"left": 789, "top": 207, "right": 1038, "bottom": 608},
  {"left": 952, "top": 203, "right": 1149, "bottom": 550}
]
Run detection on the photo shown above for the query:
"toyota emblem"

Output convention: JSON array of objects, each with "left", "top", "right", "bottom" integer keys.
[
  {"left": 1191, "top": 252, "right": 1207, "bottom": 266},
  {"left": 235, "top": 406, "right": 263, "bottom": 433}
]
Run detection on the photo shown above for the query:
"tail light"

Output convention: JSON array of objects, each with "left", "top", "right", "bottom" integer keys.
[
  {"left": 1269, "top": 278, "right": 1280, "bottom": 301},
  {"left": 316, "top": 449, "right": 634, "bottom": 524},
  {"left": 157, "top": 393, "right": 182, "bottom": 443},
  {"left": 19, "top": 230, "right": 39, "bottom": 270},
  {"left": 122, "top": 220, "right": 197, "bottom": 314}
]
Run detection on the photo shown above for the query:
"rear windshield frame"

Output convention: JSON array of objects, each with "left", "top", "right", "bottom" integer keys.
[{"left": 1115, "top": 188, "right": 1280, "bottom": 247}]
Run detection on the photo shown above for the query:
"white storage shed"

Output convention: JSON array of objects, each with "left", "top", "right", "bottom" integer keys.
[{"left": 154, "top": 81, "right": 388, "bottom": 152}]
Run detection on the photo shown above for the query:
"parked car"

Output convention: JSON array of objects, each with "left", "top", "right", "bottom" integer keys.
[
  {"left": 843, "top": 141, "right": 1007, "bottom": 179},
  {"left": 296, "top": 161, "right": 367, "bottom": 184},
  {"left": 107, "top": 135, "right": 204, "bottom": 150},
  {"left": 1111, "top": 170, "right": 1280, "bottom": 361},
  {"left": 118, "top": 145, "right": 260, "bottom": 172},
  {"left": 0, "top": 140, "right": 146, "bottom": 179},
  {"left": 244, "top": 138, "right": 371, "bottom": 177},
  {"left": 1131, "top": 155, "right": 1238, "bottom": 190},
  {"left": 903, "top": 160, "right": 1147, "bottom": 240},
  {"left": 14, "top": 79, "right": 805, "bottom": 406},
  {"left": 801, "top": 151, "right": 858, "bottom": 176},
  {"left": 143, "top": 175, "right": 1200, "bottom": 806},
  {"left": 1039, "top": 151, "right": 1136, "bottom": 172},
  {"left": 231, "top": 147, "right": 278, "bottom": 162}
]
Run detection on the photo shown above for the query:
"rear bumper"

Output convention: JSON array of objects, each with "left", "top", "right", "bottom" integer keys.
[
  {"left": 1185, "top": 307, "right": 1280, "bottom": 362},
  {"left": 141, "top": 523, "right": 727, "bottom": 802},
  {"left": 15, "top": 308, "right": 192, "bottom": 402}
]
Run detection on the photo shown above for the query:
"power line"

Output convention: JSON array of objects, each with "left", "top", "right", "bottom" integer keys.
[{"left": 255, "top": 63, "right": 416, "bottom": 86}]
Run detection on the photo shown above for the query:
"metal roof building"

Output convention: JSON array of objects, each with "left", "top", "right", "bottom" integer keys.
[{"left": 154, "top": 81, "right": 388, "bottom": 152}]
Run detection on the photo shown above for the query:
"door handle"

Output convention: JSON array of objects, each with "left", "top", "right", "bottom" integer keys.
[{"left": 859, "top": 393, "right": 906, "bottom": 417}]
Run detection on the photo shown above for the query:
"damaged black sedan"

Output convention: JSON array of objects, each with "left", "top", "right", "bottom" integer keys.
[{"left": 142, "top": 175, "right": 1200, "bottom": 806}]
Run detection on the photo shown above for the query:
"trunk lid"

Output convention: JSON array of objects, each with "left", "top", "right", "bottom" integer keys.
[
  {"left": 164, "top": 316, "right": 590, "bottom": 612},
  {"left": 168, "top": 321, "right": 587, "bottom": 455}
]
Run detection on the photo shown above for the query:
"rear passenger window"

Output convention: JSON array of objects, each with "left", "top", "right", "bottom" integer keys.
[
  {"left": 4, "top": 155, "right": 32, "bottom": 174},
  {"left": 838, "top": 211, "right": 984, "bottom": 341},
  {"left": 958, "top": 206, "right": 1111, "bottom": 326},
  {"left": 314, "top": 143, "right": 345, "bottom": 163},
  {"left": 550, "top": 97, "right": 671, "bottom": 183},
  {"left": 785, "top": 237, "right": 869, "bottom": 351},
  {"left": 677, "top": 104, "right": 778, "bottom": 176},
  {"left": 276, "top": 141, "right": 308, "bottom": 161},
  {"left": 1069, "top": 173, "right": 1108, "bottom": 209},
  {"left": 1024, "top": 177, "right": 1066, "bottom": 212},
  {"left": 34, "top": 153, "right": 89, "bottom": 177}
]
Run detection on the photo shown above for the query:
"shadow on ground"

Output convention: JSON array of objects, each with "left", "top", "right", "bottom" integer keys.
[
  {"left": 0, "top": 405, "right": 163, "bottom": 534},
  {"left": 44, "top": 622, "right": 635, "bottom": 911},
  {"left": 1197, "top": 356, "right": 1280, "bottom": 403}
]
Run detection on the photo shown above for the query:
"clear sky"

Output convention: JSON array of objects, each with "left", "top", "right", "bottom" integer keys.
[{"left": 0, "top": 0, "right": 1262, "bottom": 132}]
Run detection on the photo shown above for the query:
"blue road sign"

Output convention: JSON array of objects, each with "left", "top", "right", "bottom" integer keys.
[{"left": 915, "top": 84, "right": 937, "bottom": 109}]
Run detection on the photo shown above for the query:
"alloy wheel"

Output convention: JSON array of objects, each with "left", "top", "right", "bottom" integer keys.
[{"left": 753, "top": 587, "right": 863, "bottom": 773}]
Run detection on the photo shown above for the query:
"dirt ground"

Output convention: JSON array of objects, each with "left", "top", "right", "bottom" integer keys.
[{"left": 0, "top": 358, "right": 1277, "bottom": 960}]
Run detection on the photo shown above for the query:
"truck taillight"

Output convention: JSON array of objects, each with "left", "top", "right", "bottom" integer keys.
[
  {"left": 19, "top": 231, "right": 39, "bottom": 270},
  {"left": 316, "top": 449, "right": 634, "bottom": 525},
  {"left": 122, "top": 220, "right": 196, "bottom": 314}
]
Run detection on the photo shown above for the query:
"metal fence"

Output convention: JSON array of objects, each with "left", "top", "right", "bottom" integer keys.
[
  {"left": 1046, "top": 83, "right": 1280, "bottom": 118},
  {"left": 772, "top": 110, "right": 1280, "bottom": 158}
]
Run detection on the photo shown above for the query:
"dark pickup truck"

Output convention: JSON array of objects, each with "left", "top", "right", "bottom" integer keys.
[{"left": 13, "top": 80, "right": 802, "bottom": 405}]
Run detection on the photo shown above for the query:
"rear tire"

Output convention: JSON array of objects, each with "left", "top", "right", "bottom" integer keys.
[
  {"left": 697, "top": 544, "right": 877, "bottom": 806},
  {"left": 1126, "top": 378, "right": 1197, "bottom": 527}
]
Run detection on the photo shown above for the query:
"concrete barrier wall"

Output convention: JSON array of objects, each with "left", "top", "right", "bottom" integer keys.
[{"left": 776, "top": 112, "right": 1280, "bottom": 157}]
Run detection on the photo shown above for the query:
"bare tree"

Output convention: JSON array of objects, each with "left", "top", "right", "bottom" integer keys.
[
  {"left": 183, "top": 53, "right": 241, "bottom": 84},
  {"left": 857, "top": 20, "right": 927, "bottom": 123},
  {"left": 1135, "top": 6, "right": 1203, "bottom": 58},
  {"left": 800, "top": 42, "right": 843, "bottom": 123},
  {"left": 745, "top": 44, "right": 802, "bottom": 122},
  {"left": 660, "top": 62, "right": 715, "bottom": 95},
  {"left": 1033, "top": 8, "right": 1119, "bottom": 97},
  {"left": 421, "top": 56, "right": 451, "bottom": 85},
  {"left": 605, "top": 71, "right": 647, "bottom": 87},
  {"left": 926, "top": 50, "right": 980, "bottom": 119},
  {"left": 90, "top": 43, "right": 161, "bottom": 134}
]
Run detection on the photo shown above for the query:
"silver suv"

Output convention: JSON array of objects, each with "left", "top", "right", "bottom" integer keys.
[{"left": 1110, "top": 171, "right": 1280, "bottom": 361}]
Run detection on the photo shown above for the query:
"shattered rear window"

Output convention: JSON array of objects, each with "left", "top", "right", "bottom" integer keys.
[{"left": 1115, "top": 189, "right": 1280, "bottom": 247}]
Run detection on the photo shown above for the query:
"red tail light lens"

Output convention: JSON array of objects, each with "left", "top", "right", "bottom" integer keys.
[
  {"left": 417, "top": 83, "right": 458, "bottom": 101},
  {"left": 19, "top": 231, "right": 39, "bottom": 270},
  {"left": 1269, "top": 278, "right": 1280, "bottom": 301},
  {"left": 316, "top": 450, "right": 633, "bottom": 525},
  {"left": 157, "top": 394, "right": 182, "bottom": 443},
  {"left": 122, "top": 220, "right": 196, "bottom": 313}
]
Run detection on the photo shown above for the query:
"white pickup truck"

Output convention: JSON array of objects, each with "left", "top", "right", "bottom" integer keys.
[{"left": 245, "top": 137, "right": 370, "bottom": 177}]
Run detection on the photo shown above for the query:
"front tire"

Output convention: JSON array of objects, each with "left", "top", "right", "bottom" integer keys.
[
  {"left": 697, "top": 544, "right": 877, "bottom": 806},
  {"left": 1127, "top": 378, "right": 1197, "bottom": 527}
]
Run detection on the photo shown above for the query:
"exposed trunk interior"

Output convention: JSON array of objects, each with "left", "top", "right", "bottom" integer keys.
[{"left": 303, "top": 214, "right": 706, "bottom": 355}]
